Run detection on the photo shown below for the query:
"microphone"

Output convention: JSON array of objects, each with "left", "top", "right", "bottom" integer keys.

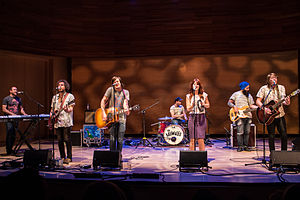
[
  {"left": 193, "top": 84, "right": 197, "bottom": 91},
  {"left": 272, "top": 80, "right": 276, "bottom": 87},
  {"left": 56, "top": 86, "right": 61, "bottom": 90},
  {"left": 17, "top": 91, "right": 24, "bottom": 94}
]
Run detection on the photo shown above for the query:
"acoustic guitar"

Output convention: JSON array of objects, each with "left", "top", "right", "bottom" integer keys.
[
  {"left": 256, "top": 89, "right": 300, "bottom": 125},
  {"left": 95, "top": 104, "right": 140, "bottom": 128}
]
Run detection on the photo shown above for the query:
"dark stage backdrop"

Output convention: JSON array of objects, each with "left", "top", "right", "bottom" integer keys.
[{"left": 72, "top": 50, "right": 299, "bottom": 135}]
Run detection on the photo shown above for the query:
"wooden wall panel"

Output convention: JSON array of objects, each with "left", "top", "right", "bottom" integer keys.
[
  {"left": 0, "top": 50, "right": 68, "bottom": 145},
  {"left": 72, "top": 50, "right": 298, "bottom": 135},
  {"left": 0, "top": 0, "right": 300, "bottom": 58}
]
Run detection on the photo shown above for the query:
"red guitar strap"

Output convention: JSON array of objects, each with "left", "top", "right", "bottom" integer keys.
[{"left": 60, "top": 93, "right": 69, "bottom": 109}]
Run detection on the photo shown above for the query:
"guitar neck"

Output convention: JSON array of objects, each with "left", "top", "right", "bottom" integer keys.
[
  {"left": 115, "top": 107, "right": 133, "bottom": 115},
  {"left": 272, "top": 94, "right": 290, "bottom": 109}
]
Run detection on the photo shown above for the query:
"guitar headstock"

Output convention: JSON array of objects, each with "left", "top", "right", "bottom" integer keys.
[
  {"left": 291, "top": 89, "right": 300, "bottom": 97},
  {"left": 132, "top": 104, "right": 140, "bottom": 111}
]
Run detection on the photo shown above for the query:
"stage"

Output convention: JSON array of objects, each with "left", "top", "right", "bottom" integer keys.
[
  {"left": 1, "top": 137, "right": 300, "bottom": 183},
  {"left": 1, "top": 137, "right": 300, "bottom": 199}
]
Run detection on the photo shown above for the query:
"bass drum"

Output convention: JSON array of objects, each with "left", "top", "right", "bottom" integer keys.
[{"left": 163, "top": 124, "right": 184, "bottom": 145}]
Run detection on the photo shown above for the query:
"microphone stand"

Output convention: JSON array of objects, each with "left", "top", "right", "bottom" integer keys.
[
  {"left": 135, "top": 101, "right": 159, "bottom": 148},
  {"left": 245, "top": 85, "right": 274, "bottom": 167},
  {"left": 23, "top": 91, "right": 45, "bottom": 150},
  {"left": 50, "top": 91, "right": 59, "bottom": 161}
]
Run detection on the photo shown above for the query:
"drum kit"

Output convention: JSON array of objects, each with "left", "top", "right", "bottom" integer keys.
[{"left": 151, "top": 116, "right": 189, "bottom": 146}]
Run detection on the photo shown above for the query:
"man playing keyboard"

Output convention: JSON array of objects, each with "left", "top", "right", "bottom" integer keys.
[{"left": 2, "top": 86, "right": 27, "bottom": 155}]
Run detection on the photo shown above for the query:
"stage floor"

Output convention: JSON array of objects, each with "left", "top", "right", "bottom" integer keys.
[{"left": 0, "top": 138, "right": 300, "bottom": 183}]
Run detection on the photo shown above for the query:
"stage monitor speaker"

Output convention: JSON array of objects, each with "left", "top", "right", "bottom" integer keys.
[
  {"left": 179, "top": 151, "right": 208, "bottom": 171},
  {"left": 84, "top": 110, "right": 96, "bottom": 124},
  {"left": 270, "top": 150, "right": 300, "bottom": 168},
  {"left": 292, "top": 138, "right": 300, "bottom": 151},
  {"left": 93, "top": 150, "right": 121, "bottom": 169},
  {"left": 23, "top": 150, "right": 52, "bottom": 168}
]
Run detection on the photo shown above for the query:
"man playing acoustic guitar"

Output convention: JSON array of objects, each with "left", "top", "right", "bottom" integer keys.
[
  {"left": 228, "top": 81, "right": 258, "bottom": 152},
  {"left": 256, "top": 73, "right": 290, "bottom": 152},
  {"left": 100, "top": 76, "right": 130, "bottom": 152}
]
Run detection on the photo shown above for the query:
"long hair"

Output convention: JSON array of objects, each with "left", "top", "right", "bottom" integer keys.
[
  {"left": 56, "top": 79, "right": 70, "bottom": 92},
  {"left": 266, "top": 72, "right": 280, "bottom": 98},
  {"left": 189, "top": 78, "right": 204, "bottom": 100},
  {"left": 266, "top": 72, "right": 278, "bottom": 88},
  {"left": 111, "top": 76, "right": 125, "bottom": 88}
]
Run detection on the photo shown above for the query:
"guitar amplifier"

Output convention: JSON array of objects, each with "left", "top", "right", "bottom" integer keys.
[
  {"left": 84, "top": 110, "right": 96, "bottom": 124},
  {"left": 230, "top": 124, "right": 256, "bottom": 148}
]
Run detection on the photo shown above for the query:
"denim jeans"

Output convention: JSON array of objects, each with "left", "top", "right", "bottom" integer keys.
[
  {"left": 6, "top": 122, "right": 16, "bottom": 154},
  {"left": 236, "top": 118, "right": 252, "bottom": 148},
  {"left": 109, "top": 122, "right": 125, "bottom": 152},
  {"left": 266, "top": 116, "right": 287, "bottom": 151}
]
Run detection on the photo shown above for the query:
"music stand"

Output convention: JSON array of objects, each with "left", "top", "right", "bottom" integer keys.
[{"left": 135, "top": 101, "right": 159, "bottom": 148}]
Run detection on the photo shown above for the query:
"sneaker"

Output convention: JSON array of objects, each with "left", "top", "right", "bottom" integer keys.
[
  {"left": 63, "top": 158, "right": 72, "bottom": 164},
  {"left": 237, "top": 147, "right": 243, "bottom": 152},
  {"left": 244, "top": 147, "right": 251, "bottom": 152}
]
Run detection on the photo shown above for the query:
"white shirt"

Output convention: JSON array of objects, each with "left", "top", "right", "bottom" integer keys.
[{"left": 186, "top": 92, "right": 208, "bottom": 114}]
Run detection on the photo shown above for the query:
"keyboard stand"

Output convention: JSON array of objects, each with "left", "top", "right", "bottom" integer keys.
[{"left": 13, "top": 119, "right": 38, "bottom": 154}]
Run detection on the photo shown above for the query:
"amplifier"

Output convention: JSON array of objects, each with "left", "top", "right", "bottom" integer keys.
[
  {"left": 230, "top": 123, "right": 256, "bottom": 148},
  {"left": 84, "top": 110, "right": 96, "bottom": 124}
]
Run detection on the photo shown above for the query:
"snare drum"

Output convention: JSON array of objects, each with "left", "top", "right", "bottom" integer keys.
[{"left": 163, "top": 124, "right": 184, "bottom": 145}]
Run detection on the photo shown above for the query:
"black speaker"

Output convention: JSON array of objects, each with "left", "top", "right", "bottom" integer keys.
[
  {"left": 292, "top": 138, "right": 300, "bottom": 151},
  {"left": 270, "top": 150, "right": 300, "bottom": 168},
  {"left": 93, "top": 150, "right": 121, "bottom": 169},
  {"left": 179, "top": 151, "right": 208, "bottom": 171},
  {"left": 23, "top": 150, "right": 52, "bottom": 168},
  {"left": 71, "top": 131, "right": 82, "bottom": 146}
]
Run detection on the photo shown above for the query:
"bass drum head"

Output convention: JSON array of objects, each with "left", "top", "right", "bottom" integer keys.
[{"left": 163, "top": 124, "right": 184, "bottom": 145}]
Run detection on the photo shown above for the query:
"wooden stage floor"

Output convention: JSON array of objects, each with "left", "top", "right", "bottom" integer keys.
[{"left": 1, "top": 137, "right": 299, "bottom": 183}]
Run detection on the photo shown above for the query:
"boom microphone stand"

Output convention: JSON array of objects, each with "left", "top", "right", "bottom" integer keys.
[
  {"left": 23, "top": 91, "right": 45, "bottom": 150},
  {"left": 135, "top": 101, "right": 159, "bottom": 148}
]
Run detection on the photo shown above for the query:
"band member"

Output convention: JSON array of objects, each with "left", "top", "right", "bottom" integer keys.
[
  {"left": 186, "top": 78, "right": 210, "bottom": 151},
  {"left": 2, "top": 86, "right": 27, "bottom": 155},
  {"left": 256, "top": 73, "right": 290, "bottom": 152},
  {"left": 100, "top": 76, "right": 130, "bottom": 152},
  {"left": 170, "top": 97, "right": 187, "bottom": 125},
  {"left": 50, "top": 80, "right": 75, "bottom": 164},
  {"left": 228, "top": 81, "right": 258, "bottom": 152}
]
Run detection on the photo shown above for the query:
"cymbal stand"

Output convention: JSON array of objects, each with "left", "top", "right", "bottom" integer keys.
[{"left": 135, "top": 101, "right": 159, "bottom": 148}]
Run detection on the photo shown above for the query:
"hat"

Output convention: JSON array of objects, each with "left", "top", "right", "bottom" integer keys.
[
  {"left": 239, "top": 81, "right": 249, "bottom": 90},
  {"left": 175, "top": 97, "right": 183, "bottom": 102}
]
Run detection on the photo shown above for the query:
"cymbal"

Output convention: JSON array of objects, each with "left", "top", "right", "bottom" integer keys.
[{"left": 158, "top": 116, "right": 172, "bottom": 120}]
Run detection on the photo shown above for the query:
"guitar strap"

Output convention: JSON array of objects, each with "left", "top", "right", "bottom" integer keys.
[{"left": 60, "top": 93, "right": 69, "bottom": 110}]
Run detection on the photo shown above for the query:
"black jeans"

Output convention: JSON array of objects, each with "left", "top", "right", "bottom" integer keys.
[
  {"left": 55, "top": 127, "right": 72, "bottom": 159},
  {"left": 266, "top": 116, "right": 287, "bottom": 151},
  {"left": 5, "top": 122, "right": 16, "bottom": 154},
  {"left": 109, "top": 122, "right": 125, "bottom": 152}
]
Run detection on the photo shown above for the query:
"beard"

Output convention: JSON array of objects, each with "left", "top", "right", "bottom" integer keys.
[{"left": 242, "top": 90, "right": 249, "bottom": 97}]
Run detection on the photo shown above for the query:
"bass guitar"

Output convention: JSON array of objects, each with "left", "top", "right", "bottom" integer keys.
[
  {"left": 256, "top": 89, "right": 300, "bottom": 125},
  {"left": 95, "top": 104, "right": 140, "bottom": 128},
  {"left": 48, "top": 99, "right": 75, "bottom": 130},
  {"left": 229, "top": 105, "right": 256, "bottom": 122}
]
